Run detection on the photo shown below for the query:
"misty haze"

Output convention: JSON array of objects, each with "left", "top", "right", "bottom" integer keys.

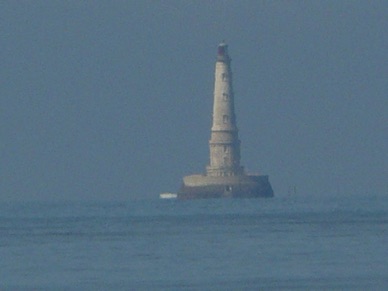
[{"left": 1, "top": 1, "right": 387, "bottom": 289}]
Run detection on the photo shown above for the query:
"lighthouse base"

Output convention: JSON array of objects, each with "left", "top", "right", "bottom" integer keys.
[{"left": 177, "top": 174, "right": 273, "bottom": 200}]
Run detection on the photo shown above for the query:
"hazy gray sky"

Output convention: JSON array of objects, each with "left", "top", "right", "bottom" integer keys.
[{"left": 1, "top": 1, "right": 387, "bottom": 201}]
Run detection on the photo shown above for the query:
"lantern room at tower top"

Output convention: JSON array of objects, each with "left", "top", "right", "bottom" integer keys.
[{"left": 217, "top": 42, "right": 231, "bottom": 62}]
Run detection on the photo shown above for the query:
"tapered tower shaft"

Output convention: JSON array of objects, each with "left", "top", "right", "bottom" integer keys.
[{"left": 206, "top": 43, "right": 244, "bottom": 177}]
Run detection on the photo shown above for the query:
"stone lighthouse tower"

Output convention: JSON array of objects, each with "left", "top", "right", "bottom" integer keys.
[
  {"left": 177, "top": 43, "right": 273, "bottom": 199},
  {"left": 206, "top": 42, "right": 244, "bottom": 177}
]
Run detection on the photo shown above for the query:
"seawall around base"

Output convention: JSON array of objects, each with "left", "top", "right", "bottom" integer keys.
[{"left": 177, "top": 174, "right": 273, "bottom": 200}]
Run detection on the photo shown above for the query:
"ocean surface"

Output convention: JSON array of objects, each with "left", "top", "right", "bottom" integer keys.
[{"left": 1, "top": 195, "right": 387, "bottom": 290}]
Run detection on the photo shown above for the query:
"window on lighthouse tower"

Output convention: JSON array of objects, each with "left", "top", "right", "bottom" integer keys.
[{"left": 223, "top": 115, "right": 229, "bottom": 124}]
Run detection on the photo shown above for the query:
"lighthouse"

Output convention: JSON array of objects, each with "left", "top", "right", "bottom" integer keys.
[
  {"left": 206, "top": 42, "right": 244, "bottom": 177},
  {"left": 177, "top": 43, "right": 274, "bottom": 199}
]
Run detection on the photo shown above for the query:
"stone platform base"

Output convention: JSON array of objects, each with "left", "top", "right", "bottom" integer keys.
[{"left": 177, "top": 174, "right": 273, "bottom": 200}]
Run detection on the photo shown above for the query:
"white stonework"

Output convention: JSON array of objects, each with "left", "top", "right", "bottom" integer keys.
[
  {"left": 183, "top": 174, "right": 262, "bottom": 187},
  {"left": 177, "top": 43, "right": 274, "bottom": 199},
  {"left": 206, "top": 43, "right": 244, "bottom": 177}
]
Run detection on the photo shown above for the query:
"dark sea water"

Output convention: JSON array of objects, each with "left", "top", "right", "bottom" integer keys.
[{"left": 1, "top": 195, "right": 387, "bottom": 290}]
